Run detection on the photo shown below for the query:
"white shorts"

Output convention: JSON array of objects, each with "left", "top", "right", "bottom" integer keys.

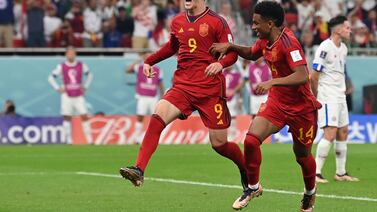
[
  {"left": 61, "top": 93, "right": 88, "bottom": 116},
  {"left": 227, "top": 97, "right": 243, "bottom": 117},
  {"left": 136, "top": 96, "right": 158, "bottom": 116},
  {"left": 318, "top": 102, "right": 349, "bottom": 128},
  {"left": 250, "top": 94, "right": 268, "bottom": 115}
]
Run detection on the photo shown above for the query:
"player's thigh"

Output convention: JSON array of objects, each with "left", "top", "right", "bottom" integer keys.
[
  {"left": 338, "top": 102, "right": 350, "bottom": 128},
  {"left": 318, "top": 102, "right": 342, "bottom": 128},
  {"left": 287, "top": 110, "right": 318, "bottom": 148},
  {"left": 73, "top": 96, "right": 88, "bottom": 115},
  {"left": 196, "top": 96, "right": 231, "bottom": 130},
  {"left": 208, "top": 128, "right": 228, "bottom": 147},
  {"left": 61, "top": 93, "right": 74, "bottom": 116},
  {"left": 249, "top": 116, "right": 281, "bottom": 141},
  {"left": 161, "top": 88, "right": 195, "bottom": 123}
]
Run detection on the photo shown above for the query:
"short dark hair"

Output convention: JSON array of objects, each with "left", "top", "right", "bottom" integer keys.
[
  {"left": 328, "top": 15, "right": 348, "bottom": 30},
  {"left": 254, "top": 1, "right": 285, "bottom": 27}
]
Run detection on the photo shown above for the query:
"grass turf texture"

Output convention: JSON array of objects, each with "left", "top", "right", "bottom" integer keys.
[{"left": 0, "top": 144, "right": 376, "bottom": 211}]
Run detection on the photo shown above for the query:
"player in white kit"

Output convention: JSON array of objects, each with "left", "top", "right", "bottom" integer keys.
[
  {"left": 311, "top": 15, "right": 359, "bottom": 183},
  {"left": 224, "top": 66, "right": 244, "bottom": 141},
  {"left": 48, "top": 46, "right": 93, "bottom": 144},
  {"left": 126, "top": 52, "right": 165, "bottom": 144}
]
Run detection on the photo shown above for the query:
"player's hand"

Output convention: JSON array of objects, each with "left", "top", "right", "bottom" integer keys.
[
  {"left": 58, "top": 87, "right": 65, "bottom": 93},
  {"left": 209, "top": 43, "right": 230, "bottom": 60},
  {"left": 255, "top": 80, "right": 273, "bottom": 95},
  {"left": 205, "top": 62, "right": 223, "bottom": 77},
  {"left": 143, "top": 63, "right": 156, "bottom": 78}
]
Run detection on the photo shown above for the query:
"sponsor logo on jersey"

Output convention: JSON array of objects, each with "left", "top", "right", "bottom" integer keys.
[
  {"left": 199, "top": 23, "right": 209, "bottom": 37},
  {"left": 217, "top": 119, "right": 224, "bottom": 125},
  {"left": 319, "top": 50, "right": 327, "bottom": 59},
  {"left": 178, "top": 27, "right": 184, "bottom": 33}
]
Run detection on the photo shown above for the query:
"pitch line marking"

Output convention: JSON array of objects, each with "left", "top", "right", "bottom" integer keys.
[{"left": 76, "top": 171, "right": 377, "bottom": 203}]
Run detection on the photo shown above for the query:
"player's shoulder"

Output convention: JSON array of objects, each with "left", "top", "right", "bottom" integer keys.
[
  {"left": 280, "top": 28, "right": 301, "bottom": 49},
  {"left": 318, "top": 39, "right": 332, "bottom": 48},
  {"left": 340, "top": 42, "right": 348, "bottom": 51},
  {"left": 206, "top": 9, "right": 228, "bottom": 26}
]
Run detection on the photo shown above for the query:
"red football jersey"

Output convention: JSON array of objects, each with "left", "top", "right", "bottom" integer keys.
[
  {"left": 251, "top": 28, "right": 321, "bottom": 115},
  {"left": 145, "top": 7, "right": 237, "bottom": 97}
]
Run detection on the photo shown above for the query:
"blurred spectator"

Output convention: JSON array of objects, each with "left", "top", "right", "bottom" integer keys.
[
  {"left": 149, "top": 10, "right": 170, "bottom": 50},
  {"left": 65, "top": 0, "right": 84, "bottom": 47},
  {"left": 219, "top": 1, "right": 237, "bottom": 39},
  {"left": 116, "top": 6, "right": 134, "bottom": 47},
  {"left": 103, "top": 17, "right": 122, "bottom": 47},
  {"left": 282, "top": 0, "right": 298, "bottom": 26},
  {"left": 0, "top": 0, "right": 14, "bottom": 47},
  {"left": 0, "top": 100, "right": 20, "bottom": 116},
  {"left": 165, "top": 0, "right": 179, "bottom": 20},
  {"left": 296, "top": 0, "right": 314, "bottom": 33},
  {"left": 363, "top": 9, "right": 377, "bottom": 35},
  {"left": 50, "top": 19, "right": 75, "bottom": 47},
  {"left": 312, "top": 11, "right": 329, "bottom": 46},
  {"left": 132, "top": 0, "right": 157, "bottom": 49},
  {"left": 239, "top": 0, "right": 253, "bottom": 25},
  {"left": 99, "top": 0, "right": 116, "bottom": 21},
  {"left": 44, "top": 4, "right": 62, "bottom": 45},
  {"left": 347, "top": 0, "right": 368, "bottom": 21},
  {"left": 27, "top": 0, "right": 46, "bottom": 47},
  {"left": 83, "top": 0, "right": 103, "bottom": 47},
  {"left": 57, "top": 0, "right": 72, "bottom": 19},
  {"left": 13, "top": 0, "right": 27, "bottom": 47},
  {"left": 322, "top": 0, "right": 345, "bottom": 21}
]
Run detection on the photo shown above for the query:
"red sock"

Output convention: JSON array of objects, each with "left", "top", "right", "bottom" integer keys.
[
  {"left": 244, "top": 133, "right": 262, "bottom": 185},
  {"left": 135, "top": 114, "right": 166, "bottom": 172},
  {"left": 213, "top": 142, "right": 245, "bottom": 172},
  {"left": 296, "top": 154, "right": 316, "bottom": 191}
]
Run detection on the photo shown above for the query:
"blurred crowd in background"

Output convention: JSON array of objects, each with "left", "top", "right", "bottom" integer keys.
[{"left": 0, "top": 0, "right": 376, "bottom": 54}]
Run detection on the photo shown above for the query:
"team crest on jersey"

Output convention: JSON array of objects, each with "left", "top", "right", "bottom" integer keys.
[
  {"left": 320, "top": 51, "right": 327, "bottom": 59},
  {"left": 199, "top": 23, "right": 209, "bottom": 37}
]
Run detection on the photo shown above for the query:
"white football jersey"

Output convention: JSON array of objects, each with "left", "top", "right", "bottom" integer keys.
[{"left": 312, "top": 39, "right": 347, "bottom": 103}]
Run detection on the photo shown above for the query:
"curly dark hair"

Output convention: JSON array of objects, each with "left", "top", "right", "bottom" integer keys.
[{"left": 254, "top": 1, "right": 285, "bottom": 27}]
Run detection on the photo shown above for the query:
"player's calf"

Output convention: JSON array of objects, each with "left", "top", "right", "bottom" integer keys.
[{"left": 119, "top": 166, "right": 144, "bottom": 187}]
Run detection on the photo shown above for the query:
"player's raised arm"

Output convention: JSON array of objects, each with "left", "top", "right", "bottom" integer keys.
[{"left": 210, "top": 43, "right": 258, "bottom": 61}]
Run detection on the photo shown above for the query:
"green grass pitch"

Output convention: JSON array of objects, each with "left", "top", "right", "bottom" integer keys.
[{"left": 0, "top": 144, "right": 376, "bottom": 211}]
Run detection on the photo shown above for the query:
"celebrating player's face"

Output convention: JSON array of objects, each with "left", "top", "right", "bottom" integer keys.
[
  {"left": 184, "top": 0, "right": 202, "bottom": 10},
  {"left": 251, "top": 14, "right": 269, "bottom": 39}
]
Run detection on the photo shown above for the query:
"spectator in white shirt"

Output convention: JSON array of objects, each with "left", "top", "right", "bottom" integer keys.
[
  {"left": 132, "top": 0, "right": 157, "bottom": 49},
  {"left": 44, "top": 4, "right": 62, "bottom": 45},
  {"left": 83, "top": 0, "right": 103, "bottom": 47}
]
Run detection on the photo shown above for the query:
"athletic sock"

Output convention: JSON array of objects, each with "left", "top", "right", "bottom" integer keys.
[
  {"left": 296, "top": 154, "right": 316, "bottom": 192},
  {"left": 212, "top": 141, "right": 245, "bottom": 172},
  {"left": 335, "top": 140, "right": 347, "bottom": 175},
  {"left": 135, "top": 114, "right": 166, "bottom": 172},
  {"left": 63, "top": 120, "right": 72, "bottom": 144},
  {"left": 244, "top": 133, "right": 262, "bottom": 185},
  {"left": 315, "top": 138, "right": 332, "bottom": 174},
  {"left": 83, "top": 120, "right": 92, "bottom": 144}
]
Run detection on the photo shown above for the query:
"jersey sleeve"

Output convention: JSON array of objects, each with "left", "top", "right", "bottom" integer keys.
[
  {"left": 312, "top": 43, "right": 327, "bottom": 72},
  {"left": 251, "top": 40, "right": 263, "bottom": 60},
  {"left": 83, "top": 63, "right": 90, "bottom": 75},
  {"left": 284, "top": 39, "right": 307, "bottom": 70},
  {"left": 216, "top": 18, "right": 238, "bottom": 68},
  {"left": 51, "top": 64, "right": 62, "bottom": 77}
]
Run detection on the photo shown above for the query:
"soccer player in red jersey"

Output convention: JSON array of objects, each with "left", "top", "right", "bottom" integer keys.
[
  {"left": 119, "top": 0, "right": 248, "bottom": 193},
  {"left": 210, "top": 1, "right": 322, "bottom": 211}
]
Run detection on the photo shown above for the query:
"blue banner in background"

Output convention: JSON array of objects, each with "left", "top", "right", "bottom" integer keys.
[
  {"left": 0, "top": 116, "right": 64, "bottom": 144},
  {"left": 273, "top": 115, "right": 377, "bottom": 144}
]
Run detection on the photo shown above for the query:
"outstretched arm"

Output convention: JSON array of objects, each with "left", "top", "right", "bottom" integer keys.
[
  {"left": 255, "top": 65, "right": 309, "bottom": 95},
  {"left": 209, "top": 43, "right": 261, "bottom": 61}
]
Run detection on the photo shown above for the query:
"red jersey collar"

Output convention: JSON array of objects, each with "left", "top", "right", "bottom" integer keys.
[
  {"left": 185, "top": 7, "right": 210, "bottom": 23},
  {"left": 266, "top": 27, "right": 286, "bottom": 49}
]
